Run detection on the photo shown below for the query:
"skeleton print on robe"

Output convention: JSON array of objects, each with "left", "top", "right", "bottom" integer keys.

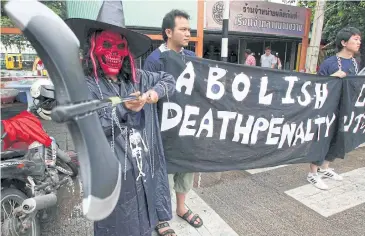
[{"left": 87, "top": 66, "right": 175, "bottom": 236}]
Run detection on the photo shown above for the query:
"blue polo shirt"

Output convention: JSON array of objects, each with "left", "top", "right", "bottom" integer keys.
[
  {"left": 318, "top": 56, "right": 359, "bottom": 76},
  {"left": 143, "top": 44, "right": 196, "bottom": 72}
]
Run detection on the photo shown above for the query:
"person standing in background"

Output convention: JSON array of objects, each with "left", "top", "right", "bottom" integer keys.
[
  {"left": 143, "top": 9, "right": 203, "bottom": 236},
  {"left": 270, "top": 51, "right": 279, "bottom": 69},
  {"left": 260, "top": 46, "right": 276, "bottom": 68},
  {"left": 244, "top": 49, "right": 256, "bottom": 66},
  {"left": 204, "top": 44, "right": 220, "bottom": 61},
  {"left": 274, "top": 52, "right": 282, "bottom": 70}
]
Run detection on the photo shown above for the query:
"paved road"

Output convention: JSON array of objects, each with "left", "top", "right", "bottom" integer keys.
[
  {"left": 194, "top": 151, "right": 365, "bottom": 236},
  {"left": 39, "top": 120, "right": 94, "bottom": 236},
  {"left": 2, "top": 105, "right": 365, "bottom": 236}
]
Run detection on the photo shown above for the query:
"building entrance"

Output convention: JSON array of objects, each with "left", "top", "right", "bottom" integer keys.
[{"left": 240, "top": 37, "right": 300, "bottom": 70}]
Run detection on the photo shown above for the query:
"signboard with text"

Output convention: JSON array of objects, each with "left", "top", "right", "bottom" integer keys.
[{"left": 206, "top": 0, "right": 307, "bottom": 38}]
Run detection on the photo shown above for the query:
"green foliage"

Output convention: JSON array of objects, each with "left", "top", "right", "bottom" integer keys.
[
  {"left": 42, "top": 1, "right": 67, "bottom": 19},
  {"left": 1, "top": 0, "right": 67, "bottom": 52},
  {"left": 297, "top": 0, "right": 316, "bottom": 21},
  {"left": 297, "top": 1, "right": 365, "bottom": 40},
  {"left": 322, "top": 1, "right": 365, "bottom": 67},
  {"left": 322, "top": 1, "right": 365, "bottom": 41},
  {"left": 1, "top": 35, "right": 30, "bottom": 52},
  {"left": 298, "top": 0, "right": 365, "bottom": 67}
]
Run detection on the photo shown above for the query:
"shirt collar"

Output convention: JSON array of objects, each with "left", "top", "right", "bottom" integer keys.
[{"left": 159, "top": 43, "right": 184, "bottom": 54}]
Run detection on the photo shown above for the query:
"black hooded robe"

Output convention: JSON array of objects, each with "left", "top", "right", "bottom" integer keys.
[{"left": 86, "top": 70, "right": 175, "bottom": 236}]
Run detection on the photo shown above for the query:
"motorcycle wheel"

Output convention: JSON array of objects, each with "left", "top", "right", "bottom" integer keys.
[
  {"left": 56, "top": 158, "right": 78, "bottom": 178},
  {"left": 1, "top": 188, "right": 40, "bottom": 236}
]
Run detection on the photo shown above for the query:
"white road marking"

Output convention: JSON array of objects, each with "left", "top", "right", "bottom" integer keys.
[
  {"left": 285, "top": 167, "right": 365, "bottom": 217},
  {"left": 153, "top": 190, "right": 239, "bottom": 236},
  {"left": 246, "top": 165, "right": 288, "bottom": 174}
]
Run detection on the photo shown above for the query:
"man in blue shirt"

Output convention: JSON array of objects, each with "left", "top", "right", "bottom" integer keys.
[
  {"left": 307, "top": 27, "right": 361, "bottom": 190},
  {"left": 143, "top": 10, "right": 202, "bottom": 236},
  {"left": 144, "top": 11, "right": 196, "bottom": 72}
]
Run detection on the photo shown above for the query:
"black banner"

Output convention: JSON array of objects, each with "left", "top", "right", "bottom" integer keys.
[
  {"left": 158, "top": 51, "right": 365, "bottom": 173},
  {"left": 326, "top": 78, "right": 365, "bottom": 159}
]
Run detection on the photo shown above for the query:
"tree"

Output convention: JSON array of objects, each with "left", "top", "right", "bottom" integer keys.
[
  {"left": 305, "top": 0, "right": 326, "bottom": 73},
  {"left": 298, "top": 0, "right": 317, "bottom": 21},
  {"left": 298, "top": 0, "right": 365, "bottom": 69},
  {"left": 1, "top": 1, "right": 67, "bottom": 52},
  {"left": 322, "top": 1, "right": 365, "bottom": 69},
  {"left": 322, "top": 1, "right": 365, "bottom": 41}
]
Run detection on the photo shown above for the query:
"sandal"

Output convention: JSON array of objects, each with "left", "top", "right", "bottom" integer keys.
[
  {"left": 155, "top": 222, "right": 177, "bottom": 236},
  {"left": 178, "top": 209, "right": 203, "bottom": 228}
]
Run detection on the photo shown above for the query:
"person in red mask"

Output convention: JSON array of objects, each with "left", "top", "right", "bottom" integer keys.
[{"left": 66, "top": 1, "right": 176, "bottom": 235}]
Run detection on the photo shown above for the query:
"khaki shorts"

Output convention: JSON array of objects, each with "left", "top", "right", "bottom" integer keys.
[{"left": 168, "top": 172, "right": 194, "bottom": 194}]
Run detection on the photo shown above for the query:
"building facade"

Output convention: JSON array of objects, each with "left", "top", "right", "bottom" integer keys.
[{"left": 66, "top": 0, "right": 308, "bottom": 70}]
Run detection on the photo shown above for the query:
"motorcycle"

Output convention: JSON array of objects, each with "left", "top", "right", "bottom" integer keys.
[
  {"left": 29, "top": 79, "right": 56, "bottom": 121},
  {"left": 1, "top": 124, "right": 78, "bottom": 236}
]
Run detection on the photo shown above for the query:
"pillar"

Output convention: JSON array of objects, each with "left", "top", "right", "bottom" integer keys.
[{"left": 238, "top": 38, "right": 247, "bottom": 64}]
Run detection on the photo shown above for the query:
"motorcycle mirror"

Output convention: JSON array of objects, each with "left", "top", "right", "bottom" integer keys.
[{"left": 4, "top": 0, "right": 121, "bottom": 221}]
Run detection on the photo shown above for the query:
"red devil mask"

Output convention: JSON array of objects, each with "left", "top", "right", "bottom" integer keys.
[{"left": 93, "top": 31, "right": 128, "bottom": 76}]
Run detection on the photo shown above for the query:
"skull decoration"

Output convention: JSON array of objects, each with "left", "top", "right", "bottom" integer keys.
[{"left": 94, "top": 30, "right": 129, "bottom": 76}]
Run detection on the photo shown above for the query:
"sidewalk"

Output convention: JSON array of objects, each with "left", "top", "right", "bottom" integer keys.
[{"left": 153, "top": 190, "right": 238, "bottom": 236}]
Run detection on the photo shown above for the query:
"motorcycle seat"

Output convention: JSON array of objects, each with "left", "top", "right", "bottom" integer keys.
[{"left": 1, "top": 149, "right": 27, "bottom": 160}]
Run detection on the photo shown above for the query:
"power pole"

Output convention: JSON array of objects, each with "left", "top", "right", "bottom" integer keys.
[
  {"left": 221, "top": 0, "right": 229, "bottom": 62},
  {"left": 305, "top": 0, "right": 326, "bottom": 73}
]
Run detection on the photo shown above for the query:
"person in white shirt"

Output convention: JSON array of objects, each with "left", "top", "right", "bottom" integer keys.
[{"left": 260, "top": 46, "right": 276, "bottom": 68}]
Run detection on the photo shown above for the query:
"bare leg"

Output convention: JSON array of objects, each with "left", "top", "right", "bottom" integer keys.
[
  {"left": 156, "top": 222, "right": 176, "bottom": 236},
  {"left": 321, "top": 160, "right": 330, "bottom": 169},
  {"left": 176, "top": 192, "right": 186, "bottom": 215},
  {"left": 309, "top": 163, "right": 318, "bottom": 173},
  {"left": 176, "top": 192, "right": 201, "bottom": 225}
]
